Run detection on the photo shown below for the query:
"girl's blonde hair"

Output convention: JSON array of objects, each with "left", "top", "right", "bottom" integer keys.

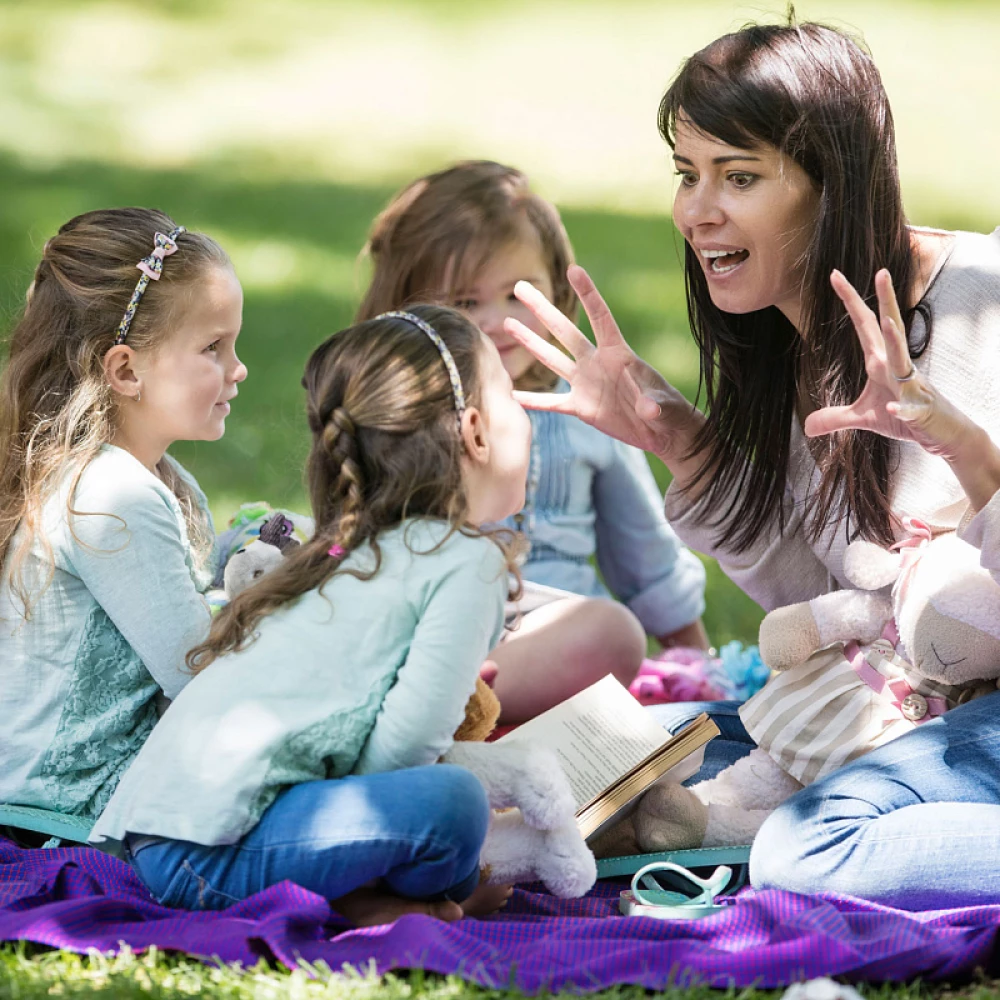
[
  {"left": 0, "top": 207, "right": 230, "bottom": 614},
  {"left": 357, "top": 160, "right": 577, "bottom": 391},
  {"left": 187, "top": 304, "right": 520, "bottom": 671}
]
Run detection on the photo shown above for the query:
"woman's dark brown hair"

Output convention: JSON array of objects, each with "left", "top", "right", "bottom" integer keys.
[
  {"left": 188, "top": 304, "right": 519, "bottom": 671},
  {"left": 356, "top": 160, "right": 577, "bottom": 391},
  {"left": 661, "top": 21, "right": 922, "bottom": 550}
]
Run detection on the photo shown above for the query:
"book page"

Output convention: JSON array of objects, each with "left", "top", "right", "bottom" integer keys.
[{"left": 498, "top": 674, "right": 670, "bottom": 809}]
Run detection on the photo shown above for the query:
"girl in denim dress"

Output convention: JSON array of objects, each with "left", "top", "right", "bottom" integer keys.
[{"left": 358, "top": 162, "right": 708, "bottom": 722}]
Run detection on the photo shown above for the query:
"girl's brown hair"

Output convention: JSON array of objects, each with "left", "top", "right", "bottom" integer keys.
[
  {"left": 188, "top": 304, "right": 520, "bottom": 671},
  {"left": 660, "top": 21, "right": 919, "bottom": 550},
  {"left": 0, "top": 207, "right": 230, "bottom": 614},
  {"left": 356, "top": 160, "right": 577, "bottom": 391}
]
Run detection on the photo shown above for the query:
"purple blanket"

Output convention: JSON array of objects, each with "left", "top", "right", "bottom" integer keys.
[{"left": 1, "top": 837, "right": 997, "bottom": 990}]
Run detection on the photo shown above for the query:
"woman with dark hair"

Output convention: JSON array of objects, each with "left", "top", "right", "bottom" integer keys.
[{"left": 505, "top": 20, "right": 1000, "bottom": 904}]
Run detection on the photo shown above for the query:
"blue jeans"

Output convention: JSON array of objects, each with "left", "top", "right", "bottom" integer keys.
[
  {"left": 127, "top": 765, "right": 489, "bottom": 910},
  {"left": 751, "top": 688, "right": 1000, "bottom": 908},
  {"left": 647, "top": 700, "right": 755, "bottom": 781}
]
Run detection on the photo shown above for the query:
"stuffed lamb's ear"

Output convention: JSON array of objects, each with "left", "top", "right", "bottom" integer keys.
[{"left": 843, "top": 540, "right": 903, "bottom": 591}]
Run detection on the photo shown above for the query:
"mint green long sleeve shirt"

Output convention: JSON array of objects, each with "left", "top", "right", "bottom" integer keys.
[
  {"left": 0, "top": 445, "right": 214, "bottom": 819},
  {"left": 90, "top": 520, "right": 507, "bottom": 854}
]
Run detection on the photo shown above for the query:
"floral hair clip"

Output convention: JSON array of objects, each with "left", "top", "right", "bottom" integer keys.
[
  {"left": 114, "top": 226, "right": 186, "bottom": 346},
  {"left": 328, "top": 544, "right": 347, "bottom": 559}
]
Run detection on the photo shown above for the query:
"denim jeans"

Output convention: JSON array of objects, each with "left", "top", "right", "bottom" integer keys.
[
  {"left": 647, "top": 700, "right": 755, "bottom": 782},
  {"left": 127, "top": 764, "right": 489, "bottom": 910},
  {"left": 751, "top": 688, "right": 1000, "bottom": 909}
]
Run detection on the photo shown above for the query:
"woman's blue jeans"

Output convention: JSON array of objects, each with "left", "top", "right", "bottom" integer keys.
[
  {"left": 648, "top": 700, "right": 755, "bottom": 781},
  {"left": 127, "top": 764, "right": 490, "bottom": 910},
  {"left": 651, "top": 691, "right": 1000, "bottom": 909}
]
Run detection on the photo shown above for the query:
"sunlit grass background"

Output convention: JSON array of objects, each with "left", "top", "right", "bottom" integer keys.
[{"left": 2, "top": 0, "right": 998, "bottom": 644}]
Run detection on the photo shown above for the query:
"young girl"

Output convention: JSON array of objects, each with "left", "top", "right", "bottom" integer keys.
[
  {"left": 90, "top": 306, "right": 530, "bottom": 925},
  {"left": 357, "top": 161, "right": 708, "bottom": 721},
  {"left": 0, "top": 208, "right": 246, "bottom": 826}
]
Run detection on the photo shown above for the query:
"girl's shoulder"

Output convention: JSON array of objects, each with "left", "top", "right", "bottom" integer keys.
[
  {"left": 57, "top": 446, "right": 208, "bottom": 543},
  {"left": 72, "top": 445, "right": 180, "bottom": 512},
  {"left": 383, "top": 519, "right": 508, "bottom": 579}
]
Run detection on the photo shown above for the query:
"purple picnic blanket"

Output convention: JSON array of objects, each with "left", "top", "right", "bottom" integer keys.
[{"left": 1, "top": 835, "right": 998, "bottom": 990}]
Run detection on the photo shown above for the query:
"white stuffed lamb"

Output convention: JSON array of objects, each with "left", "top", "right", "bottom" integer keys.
[{"left": 596, "top": 519, "right": 1000, "bottom": 857}]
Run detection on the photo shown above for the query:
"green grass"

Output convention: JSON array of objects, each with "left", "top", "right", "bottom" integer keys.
[
  {"left": 6, "top": 943, "right": 1000, "bottom": 1000},
  {"left": 0, "top": 943, "right": 984, "bottom": 1000}
]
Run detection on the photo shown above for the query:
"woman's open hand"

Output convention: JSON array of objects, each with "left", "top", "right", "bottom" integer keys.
[
  {"left": 804, "top": 268, "right": 975, "bottom": 461},
  {"left": 505, "top": 265, "right": 702, "bottom": 463}
]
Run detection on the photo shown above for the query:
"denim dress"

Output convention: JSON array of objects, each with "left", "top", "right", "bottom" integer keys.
[{"left": 497, "top": 392, "right": 706, "bottom": 637}]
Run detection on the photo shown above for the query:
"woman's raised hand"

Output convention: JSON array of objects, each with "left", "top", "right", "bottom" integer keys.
[
  {"left": 506, "top": 265, "right": 702, "bottom": 461},
  {"left": 804, "top": 269, "right": 976, "bottom": 461}
]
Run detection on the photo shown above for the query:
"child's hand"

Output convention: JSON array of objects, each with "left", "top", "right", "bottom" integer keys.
[
  {"left": 505, "top": 266, "right": 703, "bottom": 464},
  {"left": 479, "top": 659, "right": 499, "bottom": 688},
  {"left": 805, "top": 268, "right": 977, "bottom": 461}
]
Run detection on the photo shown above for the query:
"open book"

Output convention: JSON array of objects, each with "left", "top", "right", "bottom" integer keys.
[{"left": 499, "top": 674, "right": 719, "bottom": 843}]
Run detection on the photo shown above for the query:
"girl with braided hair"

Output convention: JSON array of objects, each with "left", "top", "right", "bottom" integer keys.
[{"left": 90, "top": 305, "right": 531, "bottom": 925}]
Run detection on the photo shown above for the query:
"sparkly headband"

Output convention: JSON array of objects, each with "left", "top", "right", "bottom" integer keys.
[
  {"left": 375, "top": 310, "right": 466, "bottom": 427},
  {"left": 114, "top": 226, "right": 186, "bottom": 346}
]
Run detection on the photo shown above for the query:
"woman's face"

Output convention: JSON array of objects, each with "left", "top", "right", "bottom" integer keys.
[{"left": 671, "top": 118, "right": 821, "bottom": 332}]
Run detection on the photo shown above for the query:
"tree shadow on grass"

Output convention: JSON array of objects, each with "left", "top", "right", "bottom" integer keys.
[{"left": 0, "top": 152, "right": 763, "bottom": 641}]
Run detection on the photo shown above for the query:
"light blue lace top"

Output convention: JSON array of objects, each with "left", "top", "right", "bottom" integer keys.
[
  {"left": 89, "top": 520, "right": 508, "bottom": 854},
  {"left": 0, "top": 445, "right": 214, "bottom": 819},
  {"left": 497, "top": 391, "right": 706, "bottom": 637}
]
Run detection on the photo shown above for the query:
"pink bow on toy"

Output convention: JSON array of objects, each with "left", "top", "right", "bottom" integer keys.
[
  {"left": 890, "top": 515, "right": 932, "bottom": 607},
  {"left": 136, "top": 231, "right": 181, "bottom": 281}
]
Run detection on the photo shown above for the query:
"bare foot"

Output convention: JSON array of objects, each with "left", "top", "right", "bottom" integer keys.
[
  {"left": 460, "top": 881, "right": 514, "bottom": 917},
  {"left": 331, "top": 886, "right": 463, "bottom": 927}
]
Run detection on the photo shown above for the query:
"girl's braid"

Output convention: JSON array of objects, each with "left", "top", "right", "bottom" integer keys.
[{"left": 323, "top": 406, "right": 365, "bottom": 549}]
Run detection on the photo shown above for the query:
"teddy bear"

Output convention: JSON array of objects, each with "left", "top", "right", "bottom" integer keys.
[
  {"left": 592, "top": 518, "right": 1000, "bottom": 858},
  {"left": 221, "top": 510, "right": 597, "bottom": 897}
]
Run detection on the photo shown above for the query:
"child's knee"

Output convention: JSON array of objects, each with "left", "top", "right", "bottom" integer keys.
[
  {"left": 578, "top": 599, "right": 646, "bottom": 681},
  {"left": 432, "top": 764, "right": 491, "bottom": 847}
]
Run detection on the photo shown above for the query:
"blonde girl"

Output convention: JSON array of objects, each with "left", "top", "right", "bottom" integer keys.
[
  {"left": 0, "top": 208, "right": 246, "bottom": 826},
  {"left": 91, "top": 306, "right": 529, "bottom": 925},
  {"left": 358, "top": 161, "right": 708, "bottom": 722}
]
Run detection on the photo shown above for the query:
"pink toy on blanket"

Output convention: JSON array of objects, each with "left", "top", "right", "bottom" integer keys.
[{"left": 630, "top": 642, "right": 768, "bottom": 706}]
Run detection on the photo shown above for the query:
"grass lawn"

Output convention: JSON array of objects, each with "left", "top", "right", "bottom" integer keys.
[
  {"left": 2, "top": 0, "right": 1000, "bottom": 995},
  {"left": 0, "top": 943, "right": 983, "bottom": 1000}
]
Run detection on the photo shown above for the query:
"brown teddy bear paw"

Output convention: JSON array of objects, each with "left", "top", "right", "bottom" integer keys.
[
  {"left": 634, "top": 781, "right": 708, "bottom": 852},
  {"left": 588, "top": 815, "right": 640, "bottom": 859}
]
